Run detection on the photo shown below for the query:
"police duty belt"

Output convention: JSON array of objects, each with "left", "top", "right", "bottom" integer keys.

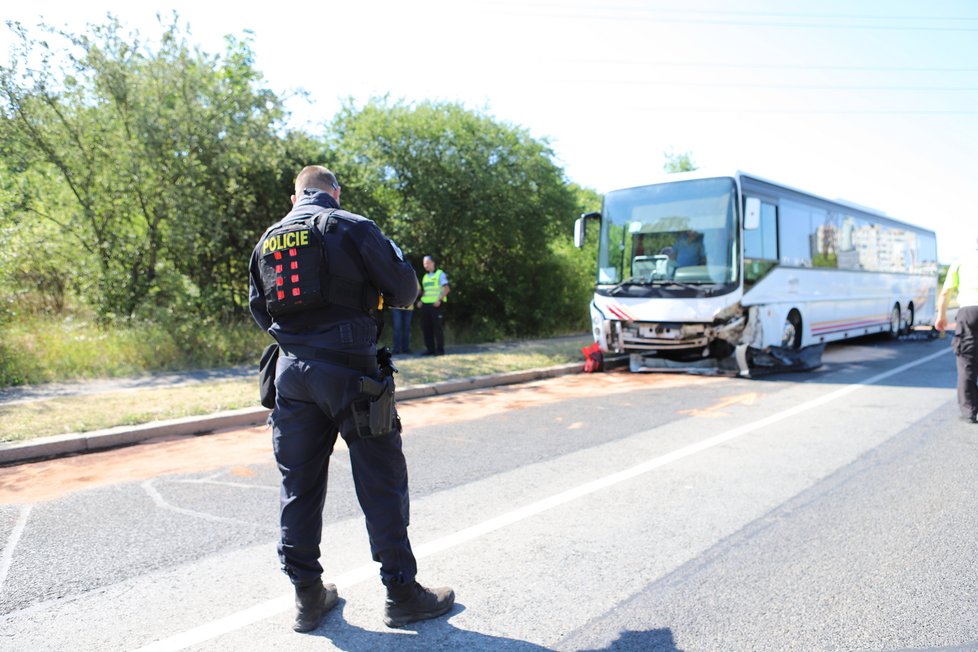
[{"left": 277, "top": 344, "right": 377, "bottom": 374}]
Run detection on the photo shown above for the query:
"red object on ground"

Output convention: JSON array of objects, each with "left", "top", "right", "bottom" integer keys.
[{"left": 582, "top": 342, "right": 604, "bottom": 373}]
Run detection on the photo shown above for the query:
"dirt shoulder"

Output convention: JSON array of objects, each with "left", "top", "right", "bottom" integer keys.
[
  {"left": 0, "top": 335, "right": 596, "bottom": 446},
  {"left": 0, "top": 369, "right": 718, "bottom": 504}
]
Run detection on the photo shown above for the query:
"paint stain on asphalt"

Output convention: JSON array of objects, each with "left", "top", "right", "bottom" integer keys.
[{"left": 0, "top": 370, "right": 717, "bottom": 504}]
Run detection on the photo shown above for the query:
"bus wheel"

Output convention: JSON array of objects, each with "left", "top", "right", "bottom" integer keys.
[
  {"left": 888, "top": 304, "right": 901, "bottom": 339},
  {"left": 781, "top": 310, "right": 802, "bottom": 349},
  {"left": 903, "top": 304, "right": 915, "bottom": 336}
]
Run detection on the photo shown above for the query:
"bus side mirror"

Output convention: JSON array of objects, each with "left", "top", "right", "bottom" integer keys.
[
  {"left": 575, "top": 212, "right": 601, "bottom": 248},
  {"left": 744, "top": 197, "right": 761, "bottom": 230}
]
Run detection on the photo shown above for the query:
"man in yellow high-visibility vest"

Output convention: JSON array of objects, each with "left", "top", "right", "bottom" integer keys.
[{"left": 416, "top": 255, "right": 450, "bottom": 355}]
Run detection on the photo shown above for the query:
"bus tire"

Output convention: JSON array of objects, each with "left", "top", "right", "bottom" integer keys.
[
  {"left": 903, "top": 304, "right": 915, "bottom": 336},
  {"left": 888, "top": 304, "right": 901, "bottom": 339},
  {"left": 782, "top": 310, "right": 802, "bottom": 349}
]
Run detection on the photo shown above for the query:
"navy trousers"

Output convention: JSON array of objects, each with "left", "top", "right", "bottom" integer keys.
[
  {"left": 390, "top": 308, "right": 413, "bottom": 353},
  {"left": 419, "top": 303, "right": 445, "bottom": 355},
  {"left": 271, "top": 354, "right": 417, "bottom": 588}
]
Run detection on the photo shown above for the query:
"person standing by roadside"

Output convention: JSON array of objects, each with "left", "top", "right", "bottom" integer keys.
[
  {"left": 935, "top": 236, "right": 978, "bottom": 423},
  {"left": 389, "top": 297, "right": 417, "bottom": 355},
  {"left": 417, "top": 255, "right": 450, "bottom": 356},
  {"left": 249, "top": 165, "right": 454, "bottom": 632}
]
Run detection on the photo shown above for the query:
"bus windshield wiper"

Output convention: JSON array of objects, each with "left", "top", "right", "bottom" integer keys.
[
  {"left": 607, "top": 277, "right": 650, "bottom": 295},
  {"left": 649, "top": 279, "right": 699, "bottom": 290},
  {"left": 609, "top": 278, "right": 708, "bottom": 295}
]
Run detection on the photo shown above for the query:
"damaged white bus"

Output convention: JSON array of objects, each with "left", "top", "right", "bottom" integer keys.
[{"left": 574, "top": 171, "right": 939, "bottom": 376}]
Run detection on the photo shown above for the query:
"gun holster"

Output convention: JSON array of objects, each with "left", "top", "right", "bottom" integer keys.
[{"left": 356, "top": 374, "right": 397, "bottom": 437}]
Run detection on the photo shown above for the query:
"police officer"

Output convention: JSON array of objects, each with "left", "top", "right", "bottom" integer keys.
[
  {"left": 416, "top": 255, "right": 450, "bottom": 355},
  {"left": 249, "top": 165, "right": 454, "bottom": 632},
  {"left": 936, "top": 235, "right": 978, "bottom": 423}
]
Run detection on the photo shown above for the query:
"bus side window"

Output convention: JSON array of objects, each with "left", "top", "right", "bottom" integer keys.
[
  {"left": 744, "top": 201, "right": 778, "bottom": 285},
  {"left": 779, "top": 200, "right": 815, "bottom": 267}
]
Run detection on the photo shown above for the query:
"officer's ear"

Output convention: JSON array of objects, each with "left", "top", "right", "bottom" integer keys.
[{"left": 290, "top": 194, "right": 298, "bottom": 206}]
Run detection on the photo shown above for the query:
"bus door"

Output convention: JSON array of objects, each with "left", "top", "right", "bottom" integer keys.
[{"left": 743, "top": 196, "right": 778, "bottom": 289}]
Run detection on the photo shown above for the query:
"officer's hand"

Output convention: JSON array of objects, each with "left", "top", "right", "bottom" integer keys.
[
  {"left": 416, "top": 300, "right": 422, "bottom": 309},
  {"left": 434, "top": 300, "right": 441, "bottom": 308},
  {"left": 935, "top": 316, "right": 947, "bottom": 332}
]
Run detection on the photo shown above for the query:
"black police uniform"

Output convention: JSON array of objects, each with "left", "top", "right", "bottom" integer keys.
[{"left": 249, "top": 189, "right": 420, "bottom": 591}]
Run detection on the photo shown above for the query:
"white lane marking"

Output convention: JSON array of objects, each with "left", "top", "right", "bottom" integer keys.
[
  {"left": 141, "top": 480, "right": 277, "bottom": 532},
  {"left": 171, "top": 478, "right": 279, "bottom": 491},
  {"left": 135, "top": 346, "right": 952, "bottom": 651},
  {"left": 0, "top": 504, "right": 32, "bottom": 596},
  {"left": 413, "top": 346, "right": 953, "bottom": 557},
  {"left": 136, "top": 564, "right": 383, "bottom": 652}
]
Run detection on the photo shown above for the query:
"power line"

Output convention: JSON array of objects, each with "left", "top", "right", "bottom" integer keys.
[
  {"left": 486, "top": 1, "right": 978, "bottom": 31},
  {"left": 568, "top": 80, "right": 978, "bottom": 92},
  {"left": 559, "top": 60, "right": 978, "bottom": 74},
  {"left": 569, "top": 3, "right": 978, "bottom": 24},
  {"left": 576, "top": 14, "right": 978, "bottom": 32},
  {"left": 614, "top": 106, "right": 978, "bottom": 116}
]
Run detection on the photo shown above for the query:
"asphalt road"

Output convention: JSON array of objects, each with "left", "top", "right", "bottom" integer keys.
[{"left": 1, "top": 333, "right": 976, "bottom": 652}]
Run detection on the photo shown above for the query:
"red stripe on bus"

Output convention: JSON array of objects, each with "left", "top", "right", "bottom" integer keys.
[
  {"left": 811, "top": 318, "right": 887, "bottom": 334},
  {"left": 607, "top": 304, "right": 634, "bottom": 321}
]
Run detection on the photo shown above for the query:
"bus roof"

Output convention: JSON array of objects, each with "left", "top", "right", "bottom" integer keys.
[{"left": 607, "top": 169, "right": 933, "bottom": 235}]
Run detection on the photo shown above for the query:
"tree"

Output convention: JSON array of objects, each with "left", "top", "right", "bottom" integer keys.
[
  {"left": 0, "top": 152, "right": 78, "bottom": 320},
  {"left": 326, "top": 98, "right": 588, "bottom": 338},
  {"left": 0, "top": 16, "right": 303, "bottom": 322},
  {"left": 664, "top": 149, "right": 697, "bottom": 173},
  {"left": 0, "top": 19, "right": 601, "bottom": 339}
]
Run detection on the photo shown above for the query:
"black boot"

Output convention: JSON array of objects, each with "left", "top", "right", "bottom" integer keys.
[
  {"left": 384, "top": 581, "right": 455, "bottom": 628},
  {"left": 293, "top": 580, "right": 339, "bottom": 633}
]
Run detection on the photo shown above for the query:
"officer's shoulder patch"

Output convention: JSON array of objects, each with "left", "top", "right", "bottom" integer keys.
[
  {"left": 332, "top": 210, "right": 368, "bottom": 225},
  {"left": 388, "top": 239, "right": 406, "bottom": 262}
]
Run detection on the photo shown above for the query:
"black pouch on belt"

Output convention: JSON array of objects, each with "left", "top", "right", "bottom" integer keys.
[
  {"left": 258, "top": 343, "right": 280, "bottom": 409},
  {"left": 358, "top": 375, "right": 396, "bottom": 436}
]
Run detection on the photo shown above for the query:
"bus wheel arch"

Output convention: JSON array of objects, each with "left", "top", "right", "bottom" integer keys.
[{"left": 782, "top": 309, "right": 802, "bottom": 349}]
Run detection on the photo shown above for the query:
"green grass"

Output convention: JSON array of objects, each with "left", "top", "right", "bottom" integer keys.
[
  {"left": 0, "top": 379, "right": 258, "bottom": 442},
  {"left": 0, "top": 334, "right": 592, "bottom": 443},
  {"left": 0, "top": 317, "right": 267, "bottom": 386},
  {"left": 391, "top": 341, "right": 588, "bottom": 385}
]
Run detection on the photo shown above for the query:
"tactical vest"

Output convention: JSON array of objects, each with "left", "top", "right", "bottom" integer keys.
[{"left": 257, "top": 209, "right": 379, "bottom": 317}]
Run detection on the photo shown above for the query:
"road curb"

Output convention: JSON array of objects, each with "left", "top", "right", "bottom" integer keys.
[
  {"left": 0, "top": 356, "right": 627, "bottom": 466},
  {"left": 0, "top": 408, "right": 269, "bottom": 465}
]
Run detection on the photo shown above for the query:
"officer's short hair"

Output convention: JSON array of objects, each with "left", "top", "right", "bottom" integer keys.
[{"left": 295, "top": 165, "right": 339, "bottom": 194}]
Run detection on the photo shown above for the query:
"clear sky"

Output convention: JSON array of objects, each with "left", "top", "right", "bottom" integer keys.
[{"left": 4, "top": 0, "right": 977, "bottom": 263}]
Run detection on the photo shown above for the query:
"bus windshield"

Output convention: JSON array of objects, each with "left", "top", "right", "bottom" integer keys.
[{"left": 598, "top": 177, "right": 739, "bottom": 295}]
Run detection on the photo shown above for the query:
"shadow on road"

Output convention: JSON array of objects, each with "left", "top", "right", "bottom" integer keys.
[
  {"left": 310, "top": 601, "right": 553, "bottom": 650},
  {"left": 578, "top": 627, "right": 684, "bottom": 651}
]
